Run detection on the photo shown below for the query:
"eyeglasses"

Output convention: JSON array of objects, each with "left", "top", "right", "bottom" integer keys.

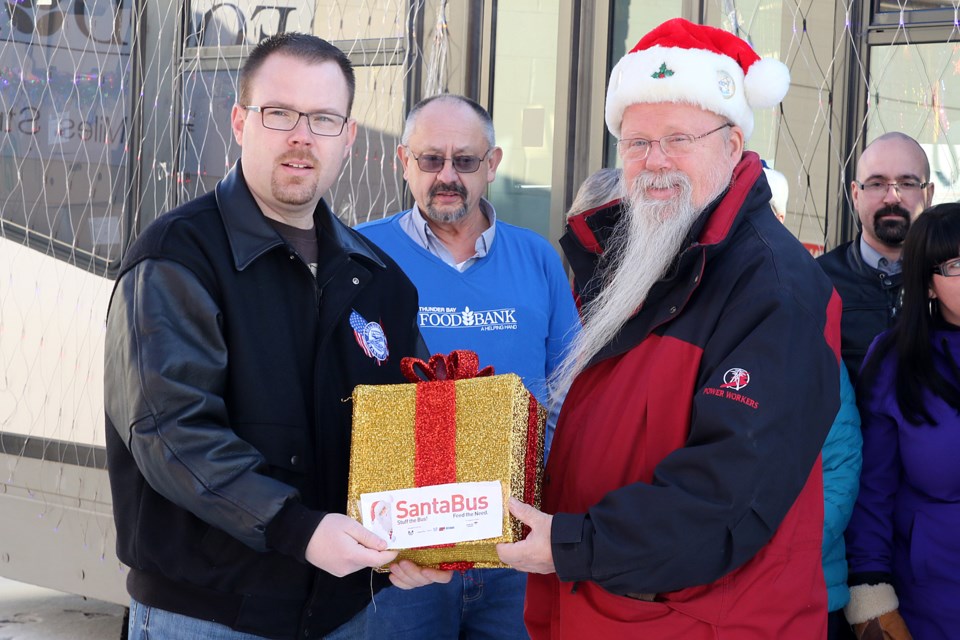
[
  {"left": 405, "top": 148, "right": 492, "bottom": 173},
  {"left": 933, "top": 256, "right": 960, "bottom": 277},
  {"left": 855, "top": 180, "right": 931, "bottom": 196},
  {"left": 243, "top": 105, "right": 347, "bottom": 137},
  {"left": 617, "top": 123, "right": 733, "bottom": 161}
]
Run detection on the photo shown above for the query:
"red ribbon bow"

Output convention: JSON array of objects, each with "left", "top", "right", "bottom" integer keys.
[
  {"left": 401, "top": 350, "right": 495, "bottom": 382},
  {"left": 398, "top": 351, "right": 496, "bottom": 569}
]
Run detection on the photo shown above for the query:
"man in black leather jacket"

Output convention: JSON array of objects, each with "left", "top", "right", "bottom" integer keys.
[
  {"left": 818, "top": 132, "right": 933, "bottom": 385},
  {"left": 104, "top": 33, "right": 448, "bottom": 640}
]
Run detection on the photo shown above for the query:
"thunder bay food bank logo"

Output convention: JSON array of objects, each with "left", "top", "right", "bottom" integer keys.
[{"left": 418, "top": 305, "right": 518, "bottom": 332}]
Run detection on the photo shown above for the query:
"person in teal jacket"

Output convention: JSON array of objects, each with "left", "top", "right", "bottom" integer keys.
[{"left": 823, "top": 363, "right": 863, "bottom": 637}]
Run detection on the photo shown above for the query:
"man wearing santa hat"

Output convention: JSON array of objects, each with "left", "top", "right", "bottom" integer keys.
[{"left": 498, "top": 18, "right": 842, "bottom": 638}]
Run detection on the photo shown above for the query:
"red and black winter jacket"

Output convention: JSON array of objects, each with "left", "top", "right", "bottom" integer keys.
[{"left": 527, "top": 152, "right": 842, "bottom": 639}]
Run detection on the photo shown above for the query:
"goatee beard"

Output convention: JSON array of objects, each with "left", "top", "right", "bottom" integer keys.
[
  {"left": 272, "top": 153, "right": 319, "bottom": 206},
  {"left": 425, "top": 181, "right": 469, "bottom": 223},
  {"left": 873, "top": 205, "right": 911, "bottom": 246},
  {"left": 272, "top": 177, "right": 318, "bottom": 206}
]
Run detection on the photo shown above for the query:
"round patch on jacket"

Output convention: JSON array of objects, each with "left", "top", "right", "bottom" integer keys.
[
  {"left": 703, "top": 367, "right": 758, "bottom": 410},
  {"left": 350, "top": 309, "right": 390, "bottom": 364},
  {"left": 720, "top": 367, "right": 750, "bottom": 390}
]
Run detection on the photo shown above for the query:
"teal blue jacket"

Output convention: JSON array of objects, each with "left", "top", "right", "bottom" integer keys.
[{"left": 823, "top": 363, "right": 863, "bottom": 611}]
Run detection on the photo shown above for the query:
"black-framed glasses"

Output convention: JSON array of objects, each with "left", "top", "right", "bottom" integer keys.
[
  {"left": 243, "top": 105, "right": 347, "bottom": 137},
  {"left": 855, "top": 179, "right": 931, "bottom": 195},
  {"left": 617, "top": 123, "right": 733, "bottom": 161},
  {"left": 405, "top": 148, "right": 492, "bottom": 173},
  {"left": 933, "top": 256, "right": 960, "bottom": 277}
]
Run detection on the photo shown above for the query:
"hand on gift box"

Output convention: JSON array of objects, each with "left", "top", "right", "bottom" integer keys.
[
  {"left": 495, "top": 497, "right": 555, "bottom": 574},
  {"left": 305, "top": 513, "right": 399, "bottom": 577},
  {"left": 387, "top": 560, "right": 454, "bottom": 590}
]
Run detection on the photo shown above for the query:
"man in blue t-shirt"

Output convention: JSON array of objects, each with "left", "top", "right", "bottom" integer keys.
[{"left": 357, "top": 94, "right": 580, "bottom": 640}]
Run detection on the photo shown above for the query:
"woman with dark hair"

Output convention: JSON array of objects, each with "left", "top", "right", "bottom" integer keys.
[{"left": 845, "top": 202, "right": 960, "bottom": 640}]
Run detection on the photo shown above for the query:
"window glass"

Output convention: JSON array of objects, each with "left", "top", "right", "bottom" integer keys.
[
  {"left": 186, "top": 1, "right": 316, "bottom": 48},
  {"left": 329, "top": 63, "right": 406, "bottom": 224},
  {"left": 178, "top": 1, "right": 407, "bottom": 223},
  {"left": 488, "top": 1, "right": 561, "bottom": 239},
  {"left": 0, "top": 0, "right": 134, "bottom": 264},
  {"left": 708, "top": 0, "right": 831, "bottom": 254},
  {"left": 715, "top": 0, "right": 784, "bottom": 164},
  {"left": 867, "top": 41, "right": 960, "bottom": 204},
  {"left": 875, "top": 0, "right": 956, "bottom": 13}
]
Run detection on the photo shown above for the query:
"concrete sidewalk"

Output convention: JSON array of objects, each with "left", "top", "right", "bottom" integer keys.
[{"left": 0, "top": 577, "right": 125, "bottom": 639}]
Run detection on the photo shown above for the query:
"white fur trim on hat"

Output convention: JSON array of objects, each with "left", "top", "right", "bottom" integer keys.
[{"left": 606, "top": 26, "right": 790, "bottom": 141}]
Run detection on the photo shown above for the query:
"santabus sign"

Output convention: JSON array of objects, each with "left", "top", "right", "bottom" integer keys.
[{"left": 360, "top": 481, "right": 504, "bottom": 550}]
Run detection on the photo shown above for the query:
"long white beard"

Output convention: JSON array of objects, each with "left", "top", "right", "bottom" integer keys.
[{"left": 550, "top": 166, "right": 729, "bottom": 402}]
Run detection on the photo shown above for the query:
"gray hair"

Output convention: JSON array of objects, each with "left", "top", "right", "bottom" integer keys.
[
  {"left": 401, "top": 94, "right": 495, "bottom": 148},
  {"left": 567, "top": 168, "right": 623, "bottom": 218}
]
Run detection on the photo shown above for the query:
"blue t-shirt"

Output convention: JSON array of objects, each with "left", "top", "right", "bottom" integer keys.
[{"left": 357, "top": 210, "right": 580, "bottom": 457}]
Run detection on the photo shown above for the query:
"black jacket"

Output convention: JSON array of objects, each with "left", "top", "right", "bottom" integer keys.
[
  {"left": 104, "top": 161, "right": 422, "bottom": 639},
  {"left": 817, "top": 236, "right": 902, "bottom": 385}
]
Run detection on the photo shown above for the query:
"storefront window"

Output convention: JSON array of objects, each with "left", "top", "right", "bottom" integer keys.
[
  {"left": 875, "top": 0, "right": 956, "bottom": 13},
  {"left": 0, "top": 0, "right": 133, "bottom": 262},
  {"left": 867, "top": 40, "right": 960, "bottom": 204},
  {"left": 179, "top": 0, "right": 407, "bottom": 223},
  {"left": 488, "top": 2, "right": 561, "bottom": 239}
]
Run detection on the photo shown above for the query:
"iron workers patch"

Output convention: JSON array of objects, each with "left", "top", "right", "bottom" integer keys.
[
  {"left": 701, "top": 366, "right": 758, "bottom": 409},
  {"left": 349, "top": 309, "right": 389, "bottom": 364}
]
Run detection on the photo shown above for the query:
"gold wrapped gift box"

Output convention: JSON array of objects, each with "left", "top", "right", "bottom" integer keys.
[{"left": 347, "top": 351, "right": 545, "bottom": 569}]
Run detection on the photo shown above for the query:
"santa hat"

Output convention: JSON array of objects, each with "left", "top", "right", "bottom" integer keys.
[{"left": 606, "top": 18, "right": 790, "bottom": 140}]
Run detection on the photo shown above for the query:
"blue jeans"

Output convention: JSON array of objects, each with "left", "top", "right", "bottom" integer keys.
[
  {"left": 364, "top": 568, "right": 529, "bottom": 639},
  {"left": 128, "top": 598, "right": 367, "bottom": 640}
]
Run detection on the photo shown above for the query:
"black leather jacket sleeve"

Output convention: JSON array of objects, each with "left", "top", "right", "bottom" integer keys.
[{"left": 105, "top": 258, "right": 314, "bottom": 554}]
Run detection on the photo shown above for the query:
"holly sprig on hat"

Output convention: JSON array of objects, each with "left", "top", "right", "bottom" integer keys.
[{"left": 652, "top": 63, "right": 675, "bottom": 79}]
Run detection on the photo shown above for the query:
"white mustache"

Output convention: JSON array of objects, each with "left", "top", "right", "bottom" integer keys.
[{"left": 633, "top": 171, "right": 691, "bottom": 192}]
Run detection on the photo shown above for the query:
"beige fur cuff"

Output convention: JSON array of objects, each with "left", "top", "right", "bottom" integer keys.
[{"left": 844, "top": 583, "right": 899, "bottom": 625}]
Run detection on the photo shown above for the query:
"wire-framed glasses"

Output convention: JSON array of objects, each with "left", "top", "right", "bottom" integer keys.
[
  {"left": 617, "top": 123, "right": 733, "bottom": 161},
  {"left": 405, "top": 148, "right": 492, "bottom": 173},
  {"left": 855, "top": 179, "right": 931, "bottom": 195},
  {"left": 933, "top": 257, "right": 960, "bottom": 277},
  {"left": 243, "top": 105, "right": 347, "bottom": 137}
]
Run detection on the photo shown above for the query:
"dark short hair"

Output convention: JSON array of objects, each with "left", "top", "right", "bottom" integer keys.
[
  {"left": 401, "top": 94, "right": 495, "bottom": 147},
  {"left": 238, "top": 32, "right": 356, "bottom": 116}
]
